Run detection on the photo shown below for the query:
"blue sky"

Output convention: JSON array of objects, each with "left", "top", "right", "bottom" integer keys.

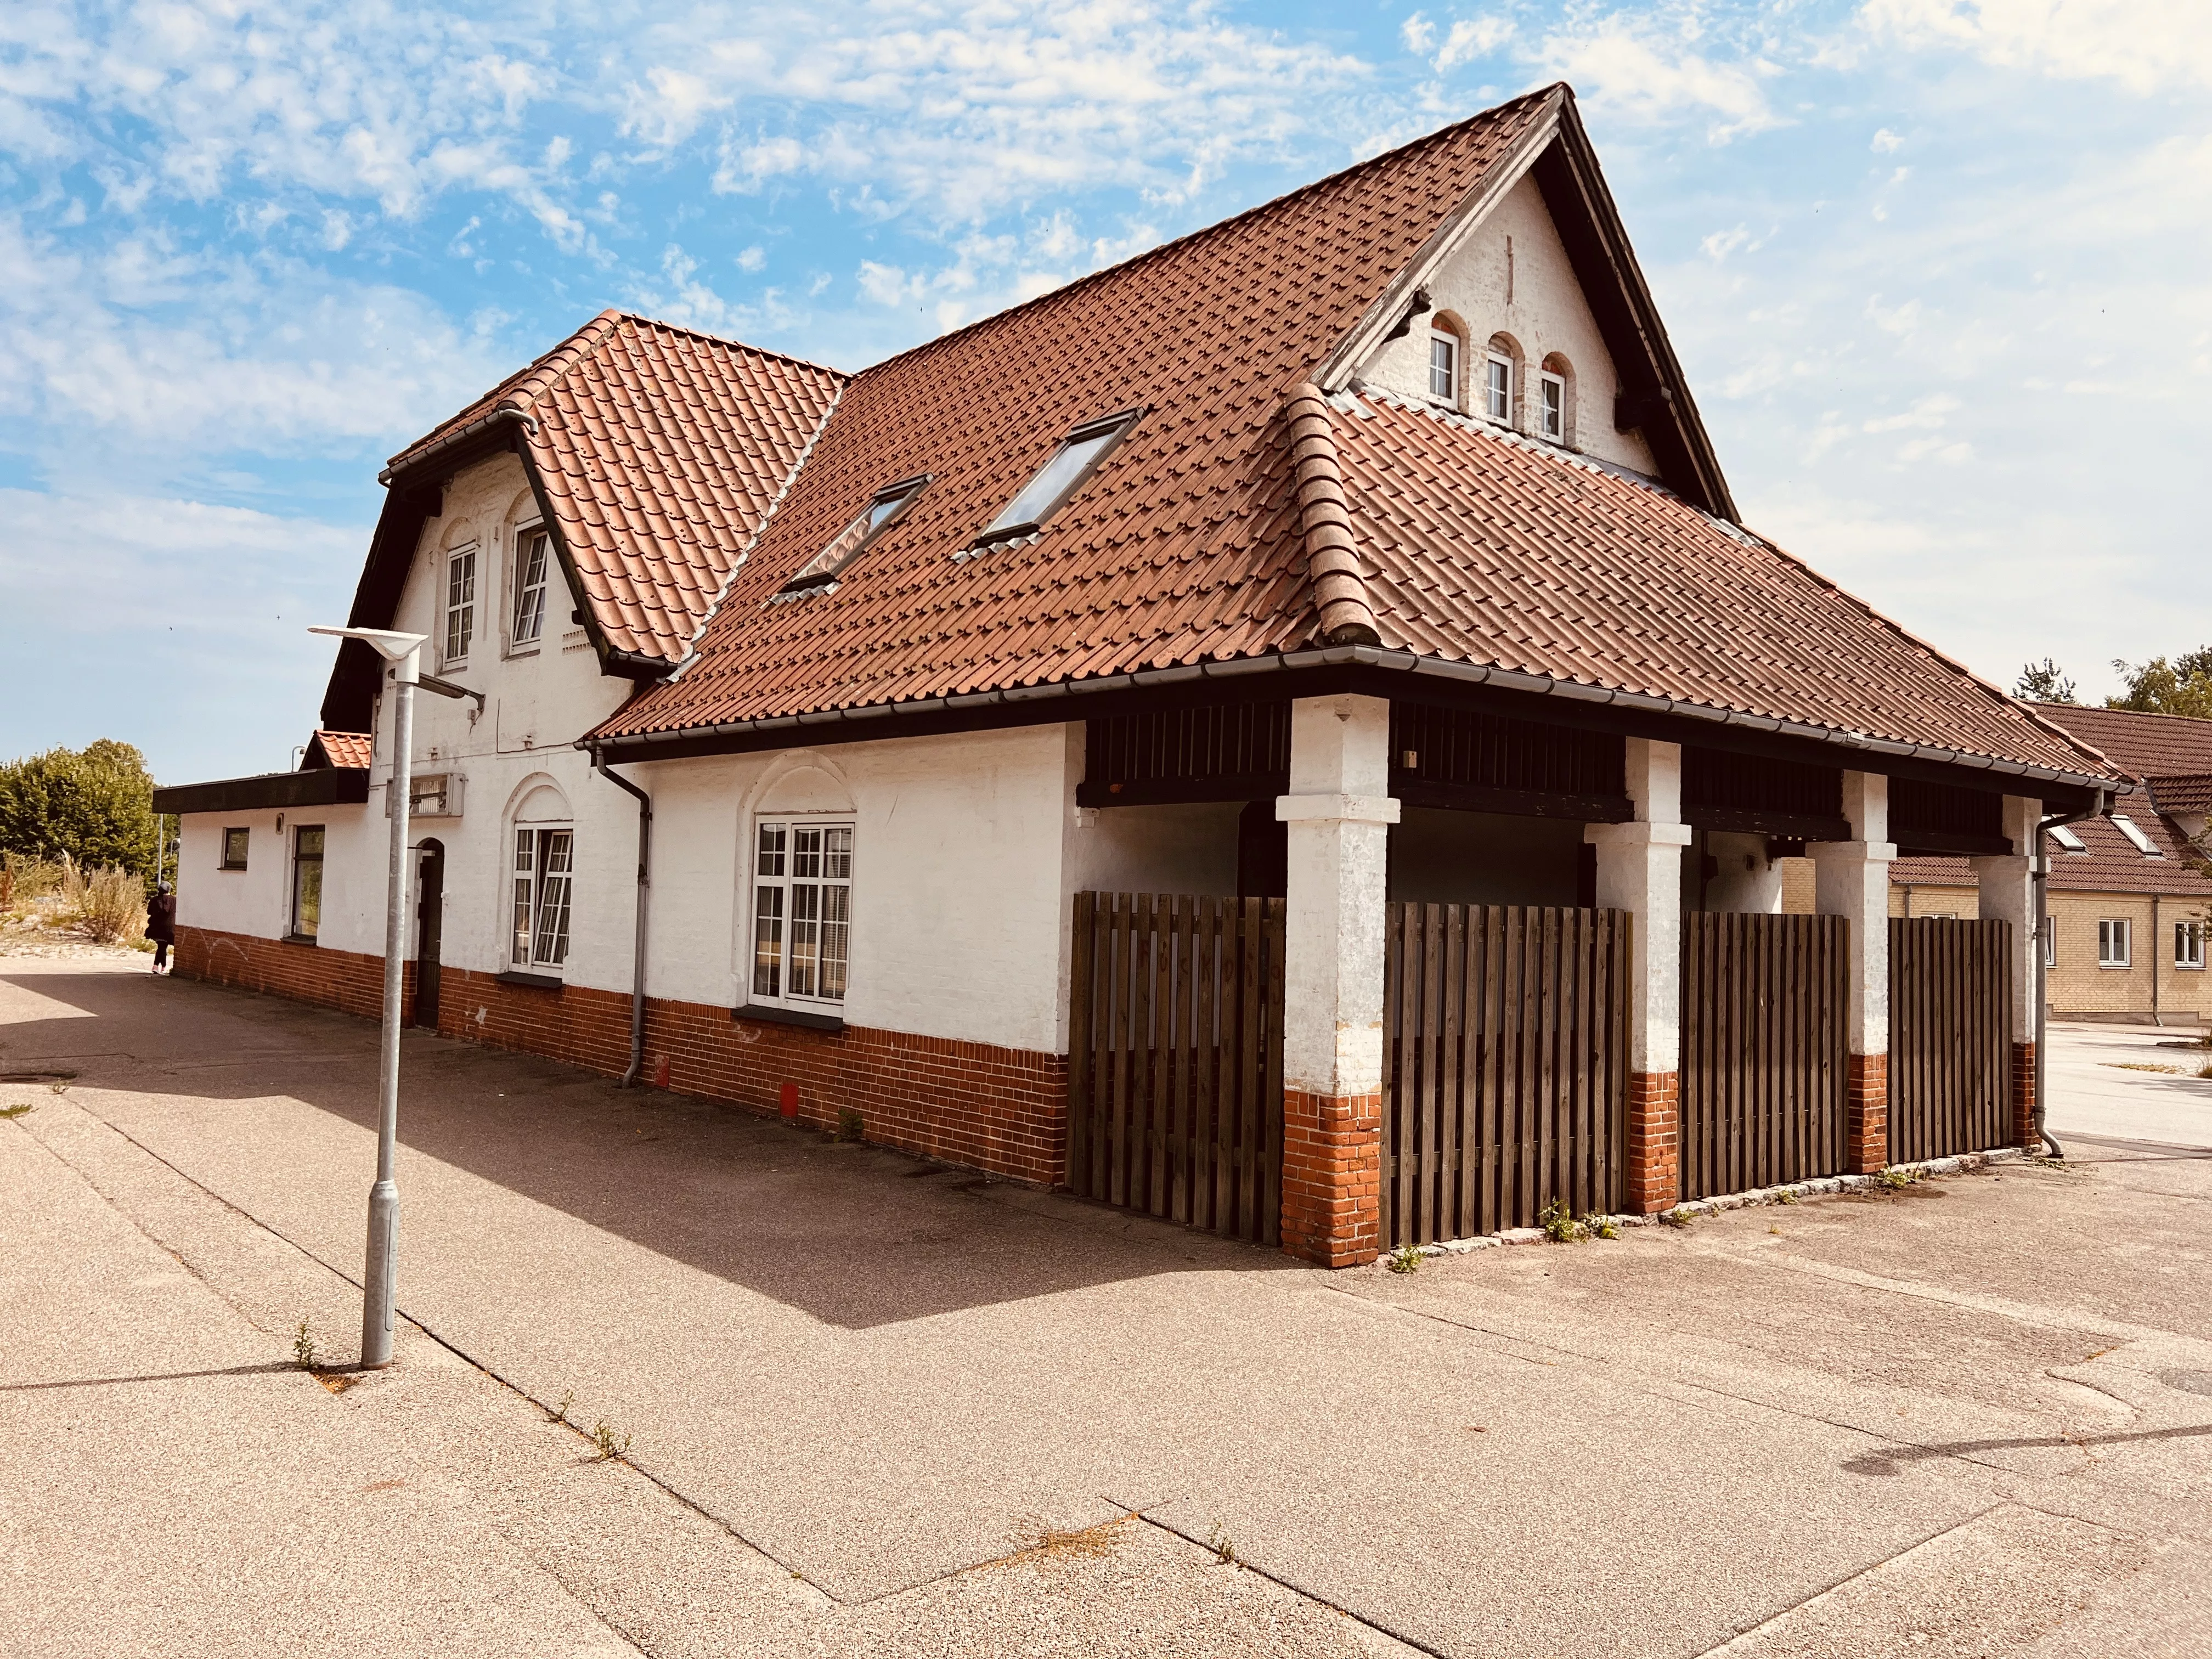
[{"left": 3, "top": 0, "right": 2207, "bottom": 783}]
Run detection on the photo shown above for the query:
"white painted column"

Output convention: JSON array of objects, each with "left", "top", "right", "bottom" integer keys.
[
  {"left": 1276, "top": 693, "right": 1398, "bottom": 1265},
  {"left": 1970, "top": 794, "right": 2041, "bottom": 1146},
  {"left": 1584, "top": 738, "right": 1691, "bottom": 1211},
  {"left": 1809, "top": 771, "right": 1895, "bottom": 1172}
]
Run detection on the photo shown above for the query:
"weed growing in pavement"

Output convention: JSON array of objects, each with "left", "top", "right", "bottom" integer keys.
[
  {"left": 48, "top": 1080, "right": 67, "bottom": 1094},
  {"left": 292, "top": 1319, "right": 318, "bottom": 1369},
  {"left": 549, "top": 1389, "right": 574, "bottom": 1425},
  {"left": 837, "top": 1107, "right": 864, "bottom": 1143},
  {"left": 0, "top": 1103, "right": 33, "bottom": 1119},
  {"left": 1660, "top": 1207, "right": 1692, "bottom": 1228},
  {"left": 2108, "top": 1062, "right": 2182, "bottom": 1074},
  {"left": 591, "top": 1419, "right": 631, "bottom": 1462},
  {"left": 1539, "top": 1199, "right": 1587, "bottom": 1243},
  {"left": 1386, "top": 1244, "right": 1423, "bottom": 1274},
  {"left": 1877, "top": 1167, "right": 1917, "bottom": 1190},
  {"left": 2198, "top": 1064, "right": 2212, "bottom": 1081},
  {"left": 1206, "top": 1527, "right": 1238, "bottom": 1566},
  {"left": 1586, "top": 1215, "right": 1621, "bottom": 1240},
  {"left": 1776, "top": 1190, "right": 1800, "bottom": 1204},
  {"left": 1014, "top": 1515, "right": 1130, "bottom": 1564}
]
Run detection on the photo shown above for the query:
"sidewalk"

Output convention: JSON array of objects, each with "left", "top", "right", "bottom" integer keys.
[{"left": 6, "top": 956, "right": 2212, "bottom": 1656}]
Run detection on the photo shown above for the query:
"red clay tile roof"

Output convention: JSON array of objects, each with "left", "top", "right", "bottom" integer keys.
[
  {"left": 2148, "top": 774, "right": 2212, "bottom": 815},
  {"left": 2026, "top": 703, "right": 2212, "bottom": 783},
  {"left": 391, "top": 312, "right": 844, "bottom": 664},
  {"left": 590, "top": 89, "right": 1562, "bottom": 735},
  {"left": 1894, "top": 815, "right": 2210, "bottom": 898},
  {"left": 306, "top": 730, "right": 371, "bottom": 769},
  {"left": 1332, "top": 392, "right": 2103, "bottom": 778}
]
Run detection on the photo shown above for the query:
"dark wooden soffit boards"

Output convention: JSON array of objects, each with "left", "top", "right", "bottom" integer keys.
[
  {"left": 592, "top": 668, "right": 2102, "bottom": 814},
  {"left": 153, "top": 768, "right": 370, "bottom": 816},
  {"left": 1531, "top": 105, "right": 1737, "bottom": 522},
  {"left": 317, "top": 418, "right": 669, "bottom": 736}
]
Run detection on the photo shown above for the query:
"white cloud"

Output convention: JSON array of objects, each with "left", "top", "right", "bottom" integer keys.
[
  {"left": 1861, "top": 0, "right": 2212, "bottom": 94},
  {"left": 1871, "top": 126, "right": 1905, "bottom": 151},
  {"left": 1533, "top": 13, "right": 1781, "bottom": 142},
  {"left": 1402, "top": 13, "right": 1437, "bottom": 53},
  {"left": 1435, "top": 16, "right": 1516, "bottom": 71},
  {"left": 735, "top": 244, "right": 767, "bottom": 273},
  {"left": 1863, "top": 393, "right": 1959, "bottom": 432}
]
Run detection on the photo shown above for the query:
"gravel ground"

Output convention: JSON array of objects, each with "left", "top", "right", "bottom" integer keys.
[{"left": 4, "top": 959, "right": 2210, "bottom": 1658}]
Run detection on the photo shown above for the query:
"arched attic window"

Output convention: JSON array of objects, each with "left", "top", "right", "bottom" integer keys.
[
  {"left": 1483, "top": 333, "right": 1525, "bottom": 429},
  {"left": 1538, "top": 352, "right": 1575, "bottom": 445},
  {"left": 1427, "top": 310, "right": 1470, "bottom": 410}
]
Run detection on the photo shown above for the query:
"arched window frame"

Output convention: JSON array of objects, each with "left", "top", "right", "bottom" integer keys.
[
  {"left": 1483, "top": 332, "right": 1526, "bottom": 431},
  {"left": 1426, "top": 311, "right": 1471, "bottom": 411},
  {"left": 1538, "top": 351, "right": 1576, "bottom": 447}
]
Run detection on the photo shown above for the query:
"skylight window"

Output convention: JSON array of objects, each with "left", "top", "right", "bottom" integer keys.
[
  {"left": 2109, "top": 814, "right": 2162, "bottom": 856},
  {"left": 2049, "top": 823, "right": 2087, "bottom": 852},
  {"left": 782, "top": 475, "right": 929, "bottom": 593},
  {"left": 975, "top": 410, "right": 1142, "bottom": 546}
]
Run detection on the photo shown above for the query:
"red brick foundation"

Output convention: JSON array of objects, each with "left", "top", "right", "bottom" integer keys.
[
  {"left": 2011, "top": 1041, "right": 2037, "bottom": 1149},
  {"left": 176, "top": 926, "right": 1068, "bottom": 1187},
  {"left": 1279, "top": 1088, "right": 1381, "bottom": 1267},
  {"left": 1846, "top": 1051, "right": 1889, "bottom": 1174},
  {"left": 1626, "top": 1070, "right": 1678, "bottom": 1213}
]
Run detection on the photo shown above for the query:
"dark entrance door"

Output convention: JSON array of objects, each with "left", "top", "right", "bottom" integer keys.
[{"left": 414, "top": 838, "right": 444, "bottom": 1029}]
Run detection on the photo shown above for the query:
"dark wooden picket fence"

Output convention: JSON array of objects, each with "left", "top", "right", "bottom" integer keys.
[
  {"left": 1066, "top": 893, "right": 1285, "bottom": 1244},
  {"left": 1888, "top": 918, "right": 2013, "bottom": 1163},
  {"left": 1679, "top": 913, "right": 1848, "bottom": 1198},
  {"left": 1381, "top": 904, "right": 1631, "bottom": 1246}
]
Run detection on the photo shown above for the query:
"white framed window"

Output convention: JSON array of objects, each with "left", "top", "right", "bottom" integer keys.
[
  {"left": 511, "top": 529, "right": 550, "bottom": 647},
  {"left": 2110, "top": 814, "right": 2162, "bottom": 856},
  {"left": 443, "top": 545, "right": 477, "bottom": 667},
  {"left": 2041, "top": 917, "right": 2056, "bottom": 968},
  {"left": 2177, "top": 920, "right": 2205, "bottom": 970},
  {"left": 2097, "top": 918, "right": 2131, "bottom": 968},
  {"left": 2049, "top": 823, "right": 2087, "bottom": 853},
  {"left": 1483, "top": 354, "right": 1513, "bottom": 424},
  {"left": 1427, "top": 329, "right": 1459, "bottom": 402},
  {"left": 511, "top": 825, "right": 573, "bottom": 970},
  {"left": 1539, "top": 370, "right": 1567, "bottom": 441},
  {"left": 750, "top": 820, "right": 853, "bottom": 1007}
]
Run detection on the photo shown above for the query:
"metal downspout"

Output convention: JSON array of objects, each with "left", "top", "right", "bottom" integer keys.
[
  {"left": 2034, "top": 791, "right": 2108, "bottom": 1158},
  {"left": 592, "top": 745, "right": 653, "bottom": 1088}
]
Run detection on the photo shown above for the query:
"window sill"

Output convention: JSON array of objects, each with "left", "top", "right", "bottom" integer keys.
[
  {"left": 281, "top": 933, "right": 318, "bottom": 947},
  {"left": 495, "top": 970, "right": 565, "bottom": 991},
  {"left": 732, "top": 1002, "right": 845, "bottom": 1034},
  {"left": 219, "top": 865, "right": 247, "bottom": 873}
]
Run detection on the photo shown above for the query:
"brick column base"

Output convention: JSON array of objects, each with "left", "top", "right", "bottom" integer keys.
[
  {"left": 1626, "top": 1071, "right": 1679, "bottom": 1213},
  {"left": 1846, "top": 1052, "right": 1888, "bottom": 1173},
  {"left": 2011, "top": 1041, "right": 2037, "bottom": 1148},
  {"left": 1280, "top": 1088, "right": 1381, "bottom": 1267}
]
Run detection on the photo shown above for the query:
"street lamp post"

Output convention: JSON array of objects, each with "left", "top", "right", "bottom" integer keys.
[{"left": 309, "top": 624, "right": 426, "bottom": 1368}]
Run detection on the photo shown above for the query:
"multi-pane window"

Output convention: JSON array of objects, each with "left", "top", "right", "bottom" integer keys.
[
  {"left": 221, "top": 827, "right": 250, "bottom": 870},
  {"left": 290, "top": 826, "right": 324, "bottom": 940},
  {"left": 2041, "top": 916, "right": 2056, "bottom": 968},
  {"left": 2177, "top": 920, "right": 2205, "bottom": 970},
  {"left": 1539, "top": 371, "right": 1567, "bottom": 441},
  {"left": 751, "top": 821, "right": 853, "bottom": 1005},
  {"left": 1484, "top": 354, "right": 1513, "bottom": 423},
  {"left": 444, "top": 546, "right": 477, "bottom": 665},
  {"left": 2097, "top": 918, "right": 2131, "bottom": 968},
  {"left": 511, "top": 826, "right": 573, "bottom": 969},
  {"left": 1427, "top": 330, "right": 1458, "bottom": 402},
  {"left": 511, "top": 530, "right": 549, "bottom": 646}
]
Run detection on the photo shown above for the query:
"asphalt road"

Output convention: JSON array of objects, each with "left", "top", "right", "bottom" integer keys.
[{"left": 4, "top": 957, "right": 2209, "bottom": 1657}]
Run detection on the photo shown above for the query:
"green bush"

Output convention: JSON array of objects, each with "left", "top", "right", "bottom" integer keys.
[{"left": 0, "top": 741, "right": 160, "bottom": 884}]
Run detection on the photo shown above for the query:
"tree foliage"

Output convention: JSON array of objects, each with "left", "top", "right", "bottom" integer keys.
[
  {"left": 2013, "top": 658, "right": 2077, "bottom": 702},
  {"left": 0, "top": 740, "right": 159, "bottom": 883},
  {"left": 2108, "top": 647, "right": 2212, "bottom": 720}
]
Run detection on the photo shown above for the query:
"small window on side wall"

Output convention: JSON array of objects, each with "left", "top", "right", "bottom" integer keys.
[
  {"left": 2097, "top": 917, "right": 2131, "bottom": 968},
  {"left": 290, "top": 826, "right": 324, "bottom": 941},
  {"left": 751, "top": 820, "right": 853, "bottom": 1006},
  {"left": 1483, "top": 354, "right": 1513, "bottom": 424},
  {"left": 1427, "top": 329, "right": 1459, "bottom": 403},
  {"left": 2041, "top": 917, "right": 2056, "bottom": 968},
  {"left": 511, "top": 529, "right": 550, "bottom": 646},
  {"left": 974, "top": 411, "right": 1142, "bottom": 548},
  {"left": 2177, "top": 921, "right": 2205, "bottom": 970},
  {"left": 443, "top": 545, "right": 477, "bottom": 667},
  {"left": 221, "top": 827, "right": 250, "bottom": 871},
  {"left": 511, "top": 825, "right": 573, "bottom": 970}
]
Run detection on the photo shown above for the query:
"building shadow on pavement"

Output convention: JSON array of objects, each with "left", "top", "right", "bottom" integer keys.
[{"left": 0, "top": 969, "right": 1293, "bottom": 1330}]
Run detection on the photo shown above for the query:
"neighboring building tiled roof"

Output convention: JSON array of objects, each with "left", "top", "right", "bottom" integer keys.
[
  {"left": 1331, "top": 393, "right": 2101, "bottom": 778},
  {"left": 2026, "top": 702, "right": 2212, "bottom": 783},
  {"left": 2148, "top": 774, "right": 2212, "bottom": 815},
  {"left": 589, "top": 90, "right": 1563, "bottom": 736},
  {"left": 1893, "top": 814, "right": 2211, "bottom": 898},
  {"left": 306, "top": 730, "right": 372, "bottom": 769},
  {"left": 390, "top": 312, "right": 845, "bottom": 664}
]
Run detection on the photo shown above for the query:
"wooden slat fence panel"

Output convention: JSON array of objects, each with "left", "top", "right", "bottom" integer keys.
[
  {"left": 1066, "top": 893, "right": 1285, "bottom": 1245},
  {"left": 1889, "top": 918, "right": 2012, "bottom": 1164},
  {"left": 1680, "top": 913, "right": 1847, "bottom": 1199},
  {"left": 1381, "top": 904, "right": 1630, "bottom": 1246}
]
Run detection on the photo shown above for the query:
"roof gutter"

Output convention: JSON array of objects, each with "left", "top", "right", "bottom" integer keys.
[
  {"left": 579, "top": 643, "right": 2119, "bottom": 795},
  {"left": 377, "top": 405, "right": 537, "bottom": 488}
]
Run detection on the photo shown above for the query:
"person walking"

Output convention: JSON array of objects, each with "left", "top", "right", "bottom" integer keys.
[{"left": 148, "top": 880, "right": 176, "bottom": 974}]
